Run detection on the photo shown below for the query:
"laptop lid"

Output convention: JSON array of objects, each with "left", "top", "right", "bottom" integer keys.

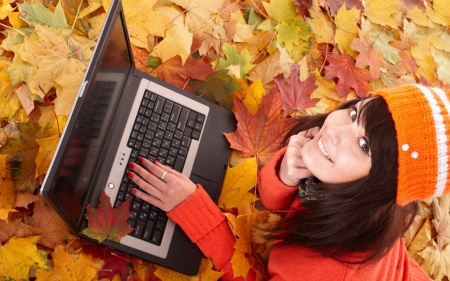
[{"left": 40, "top": 0, "right": 134, "bottom": 233}]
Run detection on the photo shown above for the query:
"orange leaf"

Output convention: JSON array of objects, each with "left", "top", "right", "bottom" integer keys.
[
  {"left": 224, "top": 89, "right": 294, "bottom": 166},
  {"left": 350, "top": 36, "right": 388, "bottom": 80},
  {"left": 324, "top": 50, "right": 374, "bottom": 97}
]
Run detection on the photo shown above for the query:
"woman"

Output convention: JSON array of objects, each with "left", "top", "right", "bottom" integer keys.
[{"left": 127, "top": 84, "right": 439, "bottom": 280}]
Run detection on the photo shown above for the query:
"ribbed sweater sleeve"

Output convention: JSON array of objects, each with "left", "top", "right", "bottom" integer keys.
[
  {"left": 167, "top": 185, "right": 237, "bottom": 279},
  {"left": 259, "top": 147, "right": 300, "bottom": 210}
]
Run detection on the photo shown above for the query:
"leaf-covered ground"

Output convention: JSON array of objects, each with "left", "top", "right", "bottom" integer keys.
[{"left": 1, "top": 0, "right": 450, "bottom": 280}]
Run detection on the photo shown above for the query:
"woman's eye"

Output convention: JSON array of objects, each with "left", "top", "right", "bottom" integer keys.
[
  {"left": 359, "top": 138, "right": 369, "bottom": 154},
  {"left": 349, "top": 107, "right": 357, "bottom": 121}
]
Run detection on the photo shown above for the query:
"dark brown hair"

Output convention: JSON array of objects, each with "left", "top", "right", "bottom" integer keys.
[{"left": 267, "top": 96, "right": 418, "bottom": 264}]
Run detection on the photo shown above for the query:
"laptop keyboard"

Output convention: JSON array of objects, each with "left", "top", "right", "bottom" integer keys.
[{"left": 114, "top": 89, "right": 205, "bottom": 245}]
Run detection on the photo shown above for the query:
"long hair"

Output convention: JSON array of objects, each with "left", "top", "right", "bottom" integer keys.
[{"left": 267, "top": 96, "right": 418, "bottom": 264}]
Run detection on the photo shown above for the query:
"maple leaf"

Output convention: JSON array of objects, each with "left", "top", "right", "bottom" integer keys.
[
  {"left": 188, "top": 69, "right": 242, "bottom": 110},
  {"left": 82, "top": 243, "right": 131, "bottom": 280},
  {"left": 18, "top": 1, "right": 68, "bottom": 29},
  {"left": 61, "top": 0, "right": 103, "bottom": 37},
  {"left": 274, "top": 64, "right": 319, "bottom": 117},
  {"left": 241, "top": 78, "right": 266, "bottom": 115},
  {"left": 218, "top": 157, "right": 258, "bottom": 210},
  {"left": 213, "top": 43, "right": 255, "bottom": 79},
  {"left": 324, "top": 51, "right": 374, "bottom": 98},
  {"left": 350, "top": 36, "right": 388, "bottom": 80},
  {"left": 0, "top": 236, "right": 50, "bottom": 281},
  {"left": 334, "top": 6, "right": 360, "bottom": 57},
  {"left": 418, "top": 240, "right": 450, "bottom": 281},
  {"left": 0, "top": 154, "right": 17, "bottom": 220},
  {"left": 363, "top": 0, "right": 402, "bottom": 29},
  {"left": 81, "top": 190, "right": 133, "bottom": 243},
  {"left": 54, "top": 72, "right": 84, "bottom": 115},
  {"left": 306, "top": 0, "right": 334, "bottom": 44},
  {"left": 35, "top": 245, "right": 104, "bottom": 280},
  {"left": 27, "top": 194, "right": 76, "bottom": 249},
  {"left": 152, "top": 55, "right": 215, "bottom": 92},
  {"left": 154, "top": 258, "right": 223, "bottom": 280},
  {"left": 35, "top": 135, "right": 60, "bottom": 179},
  {"left": 18, "top": 24, "right": 87, "bottom": 97},
  {"left": 151, "top": 24, "right": 194, "bottom": 65},
  {"left": 224, "top": 90, "right": 294, "bottom": 165},
  {"left": 407, "top": 218, "right": 433, "bottom": 259},
  {"left": 263, "top": 0, "right": 296, "bottom": 21},
  {"left": 15, "top": 191, "right": 38, "bottom": 209},
  {"left": 0, "top": 216, "right": 43, "bottom": 243},
  {"left": 432, "top": 196, "right": 450, "bottom": 249}
]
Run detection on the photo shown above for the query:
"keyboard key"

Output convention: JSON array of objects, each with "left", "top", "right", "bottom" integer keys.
[
  {"left": 149, "top": 210, "right": 158, "bottom": 220},
  {"left": 139, "top": 211, "right": 149, "bottom": 221},
  {"left": 155, "top": 220, "right": 166, "bottom": 231},
  {"left": 194, "top": 122, "right": 203, "bottom": 131},
  {"left": 170, "top": 104, "right": 182, "bottom": 124},
  {"left": 174, "top": 131, "right": 183, "bottom": 140},
  {"left": 167, "top": 123, "right": 176, "bottom": 132},
  {"left": 174, "top": 155, "right": 185, "bottom": 172},
  {"left": 163, "top": 101, "right": 173, "bottom": 114},
  {"left": 179, "top": 147, "right": 188, "bottom": 157},
  {"left": 177, "top": 108, "right": 190, "bottom": 131},
  {"left": 192, "top": 130, "right": 200, "bottom": 140},
  {"left": 181, "top": 136, "right": 191, "bottom": 148},
  {"left": 143, "top": 220, "right": 155, "bottom": 241},
  {"left": 196, "top": 114, "right": 205, "bottom": 123},
  {"left": 162, "top": 140, "right": 171, "bottom": 149},
  {"left": 160, "top": 113, "right": 169, "bottom": 123},
  {"left": 186, "top": 119, "right": 195, "bottom": 128},
  {"left": 150, "top": 113, "right": 160, "bottom": 123},
  {"left": 150, "top": 93, "right": 157, "bottom": 101},
  {"left": 184, "top": 127, "right": 192, "bottom": 137},
  {"left": 142, "top": 139, "right": 151, "bottom": 149},
  {"left": 148, "top": 122, "right": 157, "bottom": 132},
  {"left": 133, "top": 221, "right": 145, "bottom": 238},
  {"left": 189, "top": 111, "right": 197, "bottom": 121},
  {"left": 154, "top": 96, "right": 165, "bottom": 114},
  {"left": 151, "top": 230, "right": 162, "bottom": 245},
  {"left": 144, "top": 90, "right": 152, "bottom": 99}
]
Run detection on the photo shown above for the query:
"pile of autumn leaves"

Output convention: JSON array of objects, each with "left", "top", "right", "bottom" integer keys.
[{"left": 1, "top": 0, "right": 450, "bottom": 279}]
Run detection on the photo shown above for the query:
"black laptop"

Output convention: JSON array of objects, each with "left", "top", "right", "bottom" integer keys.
[{"left": 40, "top": 0, "right": 236, "bottom": 275}]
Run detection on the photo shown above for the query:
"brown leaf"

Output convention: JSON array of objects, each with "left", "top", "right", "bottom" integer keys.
[
  {"left": 27, "top": 194, "right": 76, "bottom": 249},
  {"left": 14, "top": 191, "right": 38, "bottom": 209},
  {"left": 0, "top": 216, "right": 43, "bottom": 243}
]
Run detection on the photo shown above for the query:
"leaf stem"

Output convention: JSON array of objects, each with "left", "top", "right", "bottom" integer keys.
[{"left": 0, "top": 23, "right": 29, "bottom": 39}]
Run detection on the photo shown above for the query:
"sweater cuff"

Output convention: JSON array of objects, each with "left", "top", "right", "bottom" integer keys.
[{"left": 167, "top": 185, "right": 225, "bottom": 243}]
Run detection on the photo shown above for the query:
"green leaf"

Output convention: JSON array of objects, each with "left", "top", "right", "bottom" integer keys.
[
  {"left": 189, "top": 69, "right": 242, "bottom": 110},
  {"left": 18, "top": 1, "right": 69, "bottom": 29},
  {"left": 212, "top": 43, "right": 255, "bottom": 79},
  {"left": 6, "top": 55, "right": 38, "bottom": 88}
]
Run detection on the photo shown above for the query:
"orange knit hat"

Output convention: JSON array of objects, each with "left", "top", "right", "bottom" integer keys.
[{"left": 374, "top": 84, "right": 450, "bottom": 206}]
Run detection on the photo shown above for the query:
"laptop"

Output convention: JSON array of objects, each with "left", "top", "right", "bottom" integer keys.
[{"left": 40, "top": 0, "right": 236, "bottom": 275}]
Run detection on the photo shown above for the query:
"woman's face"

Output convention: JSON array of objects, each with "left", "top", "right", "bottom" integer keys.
[{"left": 302, "top": 99, "right": 372, "bottom": 184}]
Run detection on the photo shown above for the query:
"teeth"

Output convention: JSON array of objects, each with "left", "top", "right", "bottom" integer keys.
[{"left": 318, "top": 138, "right": 333, "bottom": 162}]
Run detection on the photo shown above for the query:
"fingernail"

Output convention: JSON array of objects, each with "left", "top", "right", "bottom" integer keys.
[
  {"left": 127, "top": 171, "right": 133, "bottom": 179},
  {"left": 138, "top": 157, "right": 143, "bottom": 163},
  {"left": 128, "top": 162, "right": 135, "bottom": 169},
  {"left": 131, "top": 188, "right": 137, "bottom": 195},
  {"left": 155, "top": 160, "right": 160, "bottom": 165}
]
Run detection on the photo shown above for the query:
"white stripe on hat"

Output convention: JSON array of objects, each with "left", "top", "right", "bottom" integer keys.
[
  {"left": 431, "top": 87, "right": 450, "bottom": 197},
  {"left": 414, "top": 84, "right": 448, "bottom": 197}
]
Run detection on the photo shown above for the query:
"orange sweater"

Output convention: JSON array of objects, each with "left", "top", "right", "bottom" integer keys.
[{"left": 168, "top": 148, "right": 431, "bottom": 280}]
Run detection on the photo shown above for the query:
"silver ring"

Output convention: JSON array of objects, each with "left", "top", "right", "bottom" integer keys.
[{"left": 160, "top": 170, "right": 167, "bottom": 181}]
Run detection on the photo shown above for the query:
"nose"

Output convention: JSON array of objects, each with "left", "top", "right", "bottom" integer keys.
[{"left": 326, "top": 123, "right": 350, "bottom": 147}]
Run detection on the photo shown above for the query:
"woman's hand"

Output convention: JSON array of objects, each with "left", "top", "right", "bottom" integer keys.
[
  {"left": 127, "top": 158, "right": 197, "bottom": 212},
  {"left": 278, "top": 127, "right": 319, "bottom": 186}
]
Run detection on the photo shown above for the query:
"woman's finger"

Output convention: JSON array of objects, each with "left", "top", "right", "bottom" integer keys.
[{"left": 127, "top": 163, "right": 164, "bottom": 199}]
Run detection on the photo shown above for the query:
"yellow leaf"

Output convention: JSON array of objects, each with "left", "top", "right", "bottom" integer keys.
[
  {"left": 242, "top": 79, "right": 265, "bottom": 114},
  {"left": 18, "top": 25, "right": 86, "bottom": 97},
  {"left": 233, "top": 22, "right": 255, "bottom": 43},
  {"left": 418, "top": 240, "right": 450, "bottom": 281},
  {"left": 262, "top": 0, "right": 296, "bottom": 22},
  {"left": 425, "top": 0, "right": 450, "bottom": 27},
  {"left": 230, "top": 249, "right": 253, "bottom": 278},
  {"left": 151, "top": 24, "right": 193, "bottom": 65},
  {"left": 0, "top": 236, "right": 49, "bottom": 281},
  {"left": 78, "top": 0, "right": 102, "bottom": 18},
  {"left": 8, "top": 12, "right": 28, "bottom": 29},
  {"left": 198, "top": 258, "right": 224, "bottom": 280},
  {"left": 54, "top": 72, "right": 83, "bottom": 115},
  {"left": 432, "top": 47, "right": 450, "bottom": 85},
  {"left": 363, "top": 0, "right": 402, "bottom": 29},
  {"left": 0, "top": 3, "right": 14, "bottom": 21},
  {"left": 306, "top": 0, "right": 334, "bottom": 44},
  {"left": 218, "top": 157, "right": 258, "bottom": 210},
  {"left": 431, "top": 196, "right": 450, "bottom": 249},
  {"left": 154, "top": 264, "right": 194, "bottom": 281},
  {"left": 408, "top": 218, "right": 433, "bottom": 258},
  {"left": 35, "top": 245, "right": 104, "bottom": 280},
  {"left": 35, "top": 135, "right": 60, "bottom": 178},
  {"left": 0, "top": 154, "right": 17, "bottom": 221},
  {"left": 334, "top": 6, "right": 359, "bottom": 57},
  {"left": 411, "top": 45, "right": 436, "bottom": 83},
  {"left": 406, "top": 6, "right": 433, "bottom": 27}
]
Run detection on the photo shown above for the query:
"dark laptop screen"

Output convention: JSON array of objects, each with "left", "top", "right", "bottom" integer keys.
[{"left": 46, "top": 11, "right": 132, "bottom": 229}]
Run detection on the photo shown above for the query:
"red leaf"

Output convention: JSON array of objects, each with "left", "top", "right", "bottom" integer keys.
[
  {"left": 81, "top": 190, "right": 133, "bottom": 243},
  {"left": 82, "top": 243, "right": 131, "bottom": 280},
  {"left": 274, "top": 64, "right": 319, "bottom": 117},
  {"left": 324, "top": 51, "right": 374, "bottom": 98},
  {"left": 224, "top": 90, "right": 294, "bottom": 166}
]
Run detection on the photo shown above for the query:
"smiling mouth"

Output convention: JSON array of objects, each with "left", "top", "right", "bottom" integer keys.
[{"left": 318, "top": 138, "right": 333, "bottom": 163}]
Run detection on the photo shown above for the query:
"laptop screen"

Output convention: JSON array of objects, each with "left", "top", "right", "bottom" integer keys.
[{"left": 46, "top": 10, "right": 133, "bottom": 230}]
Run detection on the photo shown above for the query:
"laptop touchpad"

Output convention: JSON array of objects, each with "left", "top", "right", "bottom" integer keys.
[{"left": 189, "top": 174, "right": 219, "bottom": 202}]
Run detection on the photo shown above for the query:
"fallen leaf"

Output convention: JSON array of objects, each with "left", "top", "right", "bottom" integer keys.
[
  {"left": 306, "top": 0, "right": 334, "bottom": 44},
  {"left": 0, "top": 236, "right": 49, "bottom": 281},
  {"left": 224, "top": 90, "right": 294, "bottom": 165},
  {"left": 81, "top": 190, "right": 133, "bottom": 243},
  {"left": 418, "top": 240, "right": 450, "bottom": 281},
  {"left": 274, "top": 64, "right": 318, "bottom": 117},
  {"left": 82, "top": 243, "right": 131, "bottom": 280},
  {"left": 334, "top": 6, "right": 359, "bottom": 57},
  {"left": 363, "top": 0, "right": 402, "bottom": 29},
  {"left": 0, "top": 216, "right": 43, "bottom": 243},
  {"left": 35, "top": 245, "right": 104, "bottom": 280},
  {"left": 324, "top": 51, "right": 374, "bottom": 97},
  {"left": 27, "top": 194, "right": 75, "bottom": 249},
  {"left": 350, "top": 36, "right": 388, "bottom": 80},
  {"left": 15, "top": 191, "right": 38, "bottom": 209},
  {"left": 218, "top": 157, "right": 258, "bottom": 210}
]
